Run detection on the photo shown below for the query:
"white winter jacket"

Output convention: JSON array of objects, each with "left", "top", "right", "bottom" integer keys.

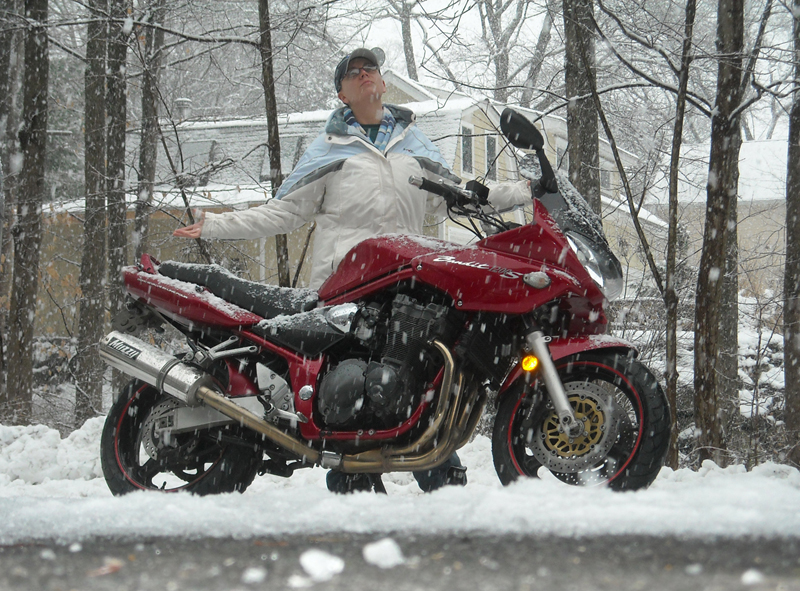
[{"left": 202, "top": 105, "right": 530, "bottom": 289}]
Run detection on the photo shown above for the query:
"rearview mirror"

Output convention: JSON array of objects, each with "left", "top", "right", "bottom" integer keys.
[{"left": 500, "top": 108, "right": 544, "bottom": 151}]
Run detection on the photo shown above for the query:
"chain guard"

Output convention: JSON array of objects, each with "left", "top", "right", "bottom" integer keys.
[{"left": 530, "top": 381, "right": 621, "bottom": 473}]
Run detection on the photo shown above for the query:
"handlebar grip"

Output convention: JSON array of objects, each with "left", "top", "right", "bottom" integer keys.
[
  {"left": 408, "top": 175, "right": 451, "bottom": 199},
  {"left": 408, "top": 175, "right": 480, "bottom": 209}
]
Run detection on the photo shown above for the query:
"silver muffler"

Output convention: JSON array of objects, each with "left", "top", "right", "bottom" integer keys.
[{"left": 99, "top": 331, "right": 215, "bottom": 406}]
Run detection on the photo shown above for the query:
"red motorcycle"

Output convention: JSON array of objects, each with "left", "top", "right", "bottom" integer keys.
[{"left": 99, "top": 108, "right": 670, "bottom": 495}]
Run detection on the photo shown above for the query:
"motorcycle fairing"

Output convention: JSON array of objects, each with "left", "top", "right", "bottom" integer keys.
[
  {"left": 318, "top": 234, "right": 461, "bottom": 300},
  {"left": 318, "top": 200, "right": 606, "bottom": 323},
  {"left": 498, "top": 334, "right": 637, "bottom": 395},
  {"left": 123, "top": 266, "right": 263, "bottom": 329},
  {"left": 411, "top": 244, "right": 589, "bottom": 314},
  {"left": 478, "top": 202, "right": 570, "bottom": 266}
]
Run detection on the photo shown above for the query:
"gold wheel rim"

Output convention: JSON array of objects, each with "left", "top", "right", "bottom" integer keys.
[{"left": 541, "top": 395, "right": 606, "bottom": 458}]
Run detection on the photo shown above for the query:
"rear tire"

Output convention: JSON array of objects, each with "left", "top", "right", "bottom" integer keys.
[
  {"left": 492, "top": 350, "right": 669, "bottom": 491},
  {"left": 101, "top": 380, "right": 261, "bottom": 495}
]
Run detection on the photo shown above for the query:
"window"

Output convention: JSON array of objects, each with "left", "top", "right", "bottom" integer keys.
[
  {"left": 600, "top": 168, "right": 611, "bottom": 190},
  {"left": 486, "top": 135, "right": 497, "bottom": 180},
  {"left": 461, "top": 126, "right": 473, "bottom": 175}
]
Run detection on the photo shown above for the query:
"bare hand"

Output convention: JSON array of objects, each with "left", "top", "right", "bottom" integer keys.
[{"left": 173, "top": 212, "right": 205, "bottom": 239}]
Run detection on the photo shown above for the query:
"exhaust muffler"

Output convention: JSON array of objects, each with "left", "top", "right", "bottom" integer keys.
[{"left": 99, "top": 331, "right": 214, "bottom": 406}]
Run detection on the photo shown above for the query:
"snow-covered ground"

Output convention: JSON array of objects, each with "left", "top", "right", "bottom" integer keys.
[{"left": 1, "top": 417, "right": 799, "bottom": 545}]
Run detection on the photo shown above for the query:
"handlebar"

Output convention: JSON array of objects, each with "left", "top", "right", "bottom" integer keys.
[
  {"left": 408, "top": 175, "right": 510, "bottom": 237},
  {"left": 408, "top": 176, "right": 484, "bottom": 208}
]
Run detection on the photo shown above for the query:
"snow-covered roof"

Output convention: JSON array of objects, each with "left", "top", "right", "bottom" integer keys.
[
  {"left": 46, "top": 184, "right": 271, "bottom": 215},
  {"left": 382, "top": 70, "right": 438, "bottom": 101},
  {"left": 649, "top": 140, "right": 788, "bottom": 205}
]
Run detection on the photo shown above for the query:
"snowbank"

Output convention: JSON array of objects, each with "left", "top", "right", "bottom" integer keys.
[{"left": 1, "top": 419, "right": 799, "bottom": 544}]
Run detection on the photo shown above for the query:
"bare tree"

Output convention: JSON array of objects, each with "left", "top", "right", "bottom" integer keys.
[
  {"left": 74, "top": 0, "right": 107, "bottom": 425},
  {"left": 0, "top": 0, "right": 23, "bottom": 402},
  {"left": 693, "top": 0, "right": 746, "bottom": 466},
  {"left": 563, "top": 0, "right": 600, "bottom": 215},
  {"left": 259, "top": 0, "right": 288, "bottom": 286},
  {"left": 5, "top": 0, "right": 48, "bottom": 423},
  {"left": 107, "top": 0, "right": 131, "bottom": 321},
  {"left": 520, "top": 0, "right": 555, "bottom": 109},
  {"left": 784, "top": 0, "right": 800, "bottom": 467},
  {"left": 133, "top": 0, "right": 167, "bottom": 260},
  {"left": 0, "top": 0, "right": 17, "bottom": 391},
  {"left": 663, "top": 0, "right": 697, "bottom": 468},
  {"left": 386, "top": 0, "right": 418, "bottom": 80},
  {"left": 477, "top": 0, "right": 532, "bottom": 102},
  {"left": 718, "top": 0, "right": 773, "bottom": 435}
]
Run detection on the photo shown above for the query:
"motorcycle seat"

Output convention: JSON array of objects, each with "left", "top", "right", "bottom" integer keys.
[{"left": 157, "top": 261, "right": 319, "bottom": 320}]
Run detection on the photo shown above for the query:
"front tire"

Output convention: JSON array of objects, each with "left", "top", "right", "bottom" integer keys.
[
  {"left": 492, "top": 350, "right": 669, "bottom": 491},
  {"left": 101, "top": 380, "right": 261, "bottom": 495}
]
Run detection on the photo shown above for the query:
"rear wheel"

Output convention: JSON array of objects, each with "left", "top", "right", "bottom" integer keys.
[
  {"left": 101, "top": 380, "right": 261, "bottom": 495},
  {"left": 492, "top": 350, "right": 669, "bottom": 491}
]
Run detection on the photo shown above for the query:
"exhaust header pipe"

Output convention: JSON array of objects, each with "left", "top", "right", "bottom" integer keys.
[{"left": 99, "top": 331, "right": 214, "bottom": 406}]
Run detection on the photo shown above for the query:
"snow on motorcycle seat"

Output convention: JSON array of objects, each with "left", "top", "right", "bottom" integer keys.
[{"left": 157, "top": 261, "right": 319, "bottom": 320}]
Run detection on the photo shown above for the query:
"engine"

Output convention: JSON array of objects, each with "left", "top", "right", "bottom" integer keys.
[{"left": 317, "top": 294, "right": 457, "bottom": 429}]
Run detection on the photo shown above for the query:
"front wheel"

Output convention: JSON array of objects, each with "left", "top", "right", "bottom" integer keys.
[
  {"left": 492, "top": 350, "right": 669, "bottom": 491},
  {"left": 101, "top": 380, "right": 261, "bottom": 495}
]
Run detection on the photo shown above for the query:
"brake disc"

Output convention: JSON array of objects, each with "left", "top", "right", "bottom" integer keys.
[
  {"left": 530, "top": 381, "right": 620, "bottom": 473},
  {"left": 140, "top": 398, "right": 188, "bottom": 461}
]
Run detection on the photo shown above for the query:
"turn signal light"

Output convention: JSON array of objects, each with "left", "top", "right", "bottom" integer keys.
[{"left": 521, "top": 355, "right": 539, "bottom": 372}]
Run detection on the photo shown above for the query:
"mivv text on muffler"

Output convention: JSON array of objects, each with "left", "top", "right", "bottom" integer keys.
[{"left": 99, "top": 331, "right": 215, "bottom": 406}]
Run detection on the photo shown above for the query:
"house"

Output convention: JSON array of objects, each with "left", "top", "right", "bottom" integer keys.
[{"left": 647, "top": 140, "right": 788, "bottom": 297}]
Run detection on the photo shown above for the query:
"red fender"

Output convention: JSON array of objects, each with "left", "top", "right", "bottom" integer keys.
[{"left": 498, "top": 334, "right": 637, "bottom": 396}]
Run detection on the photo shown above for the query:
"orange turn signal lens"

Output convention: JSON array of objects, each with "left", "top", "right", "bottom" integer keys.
[{"left": 521, "top": 355, "right": 539, "bottom": 372}]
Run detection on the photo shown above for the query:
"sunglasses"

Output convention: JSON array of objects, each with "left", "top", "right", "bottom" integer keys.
[{"left": 343, "top": 64, "right": 379, "bottom": 81}]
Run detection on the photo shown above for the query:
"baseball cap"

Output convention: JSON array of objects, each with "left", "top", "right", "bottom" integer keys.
[{"left": 334, "top": 47, "right": 386, "bottom": 92}]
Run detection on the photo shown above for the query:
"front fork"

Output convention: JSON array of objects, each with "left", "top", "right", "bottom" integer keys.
[{"left": 525, "top": 330, "right": 583, "bottom": 438}]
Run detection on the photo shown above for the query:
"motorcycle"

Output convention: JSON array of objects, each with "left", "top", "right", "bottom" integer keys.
[{"left": 99, "top": 108, "right": 670, "bottom": 495}]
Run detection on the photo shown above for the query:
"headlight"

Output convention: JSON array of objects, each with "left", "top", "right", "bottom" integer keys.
[{"left": 566, "top": 232, "right": 624, "bottom": 301}]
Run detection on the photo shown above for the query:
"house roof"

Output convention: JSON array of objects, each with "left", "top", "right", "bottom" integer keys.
[{"left": 46, "top": 183, "right": 271, "bottom": 215}]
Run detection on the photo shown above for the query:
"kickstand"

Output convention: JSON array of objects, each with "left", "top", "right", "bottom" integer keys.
[{"left": 369, "top": 474, "right": 387, "bottom": 494}]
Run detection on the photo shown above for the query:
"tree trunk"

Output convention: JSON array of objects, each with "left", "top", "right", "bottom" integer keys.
[
  {"left": 718, "top": 192, "right": 739, "bottom": 430},
  {"left": 0, "top": 0, "right": 13, "bottom": 392},
  {"left": 258, "top": 0, "right": 288, "bottom": 286},
  {"left": 400, "top": 7, "right": 417, "bottom": 81},
  {"left": 665, "top": 0, "right": 697, "bottom": 469},
  {"left": 493, "top": 47, "right": 511, "bottom": 103},
  {"left": 0, "top": 0, "right": 22, "bottom": 403},
  {"left": 784, "top": 0, "right": 800, "bottom": 468},
  {"left": 693, "top": 0, "right": 744, "bottom": 466},
  {"left": 520, "top": 4, "right": 553, "bottom": 109},
  {"left": 107, "top": 0, "right": 129, "bottom": 319},
  {"left": 563, "top": 0, "right": 601, "bottom": 215},
  {"left": 5, "top": 0, "right": 48, "bottom": 424},
  {"left": 106, "top": 0, "right": 131, "bottom": 394},
  {"left": 75, "top": 2, "right": 107, "bottom": 426},
  {"left": 134, "top": 0, "right": 166, "bottom": 261}
]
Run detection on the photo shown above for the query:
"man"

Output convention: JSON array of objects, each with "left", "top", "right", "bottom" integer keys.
[{"left": 175, "top": 48, "right": 530, "bottom": 493}]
